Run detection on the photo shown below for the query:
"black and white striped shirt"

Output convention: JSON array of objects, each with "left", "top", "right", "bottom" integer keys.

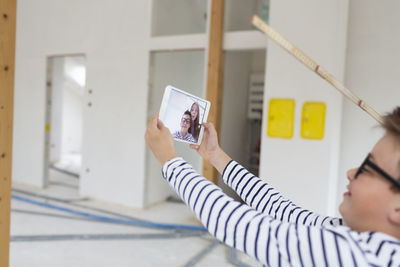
[
  {"left": 162, "top": 158, "right": 400, "bottom": 266},
  {"left": 172, "top": 131, "right": 197, "bottom": 143}
]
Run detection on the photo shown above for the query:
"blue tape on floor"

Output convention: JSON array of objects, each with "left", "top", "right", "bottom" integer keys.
[{"left": 12, "top": 194, "right": 207, "bottom": 232}]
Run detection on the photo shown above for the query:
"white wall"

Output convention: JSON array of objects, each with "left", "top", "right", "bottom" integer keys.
[
  {"left": 337, "top": 0, "right": 400, "bottom": 212},
  {"left": 13, "top": 0, "right": 151, "bottom": 208},
  {"left": 260, "top": 0, "right": 349, "bottom": 215}
]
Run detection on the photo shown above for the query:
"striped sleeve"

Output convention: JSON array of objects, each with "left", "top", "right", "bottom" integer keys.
[
  {"left": 162, "top": 158, "right": 366, "bottom": 266},
  {"left": 222, "top": 160, "right": 342, "bottom": 227}
]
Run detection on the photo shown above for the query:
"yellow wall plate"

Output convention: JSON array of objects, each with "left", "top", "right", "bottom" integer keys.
[
  {"left": 301, "top": 102, "right": 326, "bottom": 140},
  {"left": 267, "top": 98, "right": 295, "bottom": 139}
]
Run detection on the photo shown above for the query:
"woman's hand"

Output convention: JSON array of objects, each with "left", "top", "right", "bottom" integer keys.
[
  {"left": 190, "top": 122, "right": 231, "bottom": 174},
  {"left": 145, "top": 114, "right": 178, "bottom": 166}
]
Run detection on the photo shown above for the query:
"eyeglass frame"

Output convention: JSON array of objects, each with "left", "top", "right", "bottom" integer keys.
[
  {"left": 181, "top": 118, "right": 192, "bottom": 125},
  {"left": 355, "top": 153, "right": 400, "bottom": 189}
]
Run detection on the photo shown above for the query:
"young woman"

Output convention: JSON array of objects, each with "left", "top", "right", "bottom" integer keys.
[
  {"left": 188, "top": 102, "right": 200, "bottom": 142},
  {"left": 145, "top": 107, "right": 400, "bottom": 266}
]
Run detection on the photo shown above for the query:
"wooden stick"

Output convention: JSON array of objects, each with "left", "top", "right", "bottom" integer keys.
[
  {"left": 0, "top": 0, "right": 17, "bottom": 266},
  {"left": 203, "top": 0, "right": 225, "bottom": 184},
  {"left": 250, "top": 15, "right": 383, "bottom": 124}
]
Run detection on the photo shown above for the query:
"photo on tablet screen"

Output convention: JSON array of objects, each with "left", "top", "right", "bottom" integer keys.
[{"left": 159, "top": 85, "right": 210, "bottom": 145}]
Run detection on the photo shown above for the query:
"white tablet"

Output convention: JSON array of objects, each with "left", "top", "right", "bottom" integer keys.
[{"left": 159, "top": 85, "right": 210, "bottom": 145}]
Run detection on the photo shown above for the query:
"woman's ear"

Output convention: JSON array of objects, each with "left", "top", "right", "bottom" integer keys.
[{"left": 388, "top": 199, "right": 400, "bottom": 226}]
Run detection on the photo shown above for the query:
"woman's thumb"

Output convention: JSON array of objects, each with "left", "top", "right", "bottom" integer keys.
[{"left": 157, "top": 119, "right": 165, "bottom": 130}]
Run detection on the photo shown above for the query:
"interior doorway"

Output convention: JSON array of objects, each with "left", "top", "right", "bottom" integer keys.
[
  {"left": 145, "top": 50, "right": 206, "bottom": 207},
  {"left": 219, "top": 49, "right": 266, "bottom": 199},
  {"left": 44, "top": 55, "right": 86, "bottom": 188}
]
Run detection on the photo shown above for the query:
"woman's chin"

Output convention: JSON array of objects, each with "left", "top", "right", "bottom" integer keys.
[{"left": 338, "top": 201, "right": 347, "bottom": 218}]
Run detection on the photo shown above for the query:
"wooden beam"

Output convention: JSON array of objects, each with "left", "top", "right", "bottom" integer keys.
[
  {"left": 203, "top": 0, "right": 225, "bottom": 184},
  {"left": 0, "top": 0, "right": 16, "bottom": 266}
]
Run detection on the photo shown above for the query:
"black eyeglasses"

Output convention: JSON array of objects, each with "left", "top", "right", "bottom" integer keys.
[
  {"left": 355, "top": 153, "right": 400, "bottom": 189},
  {"left": 181, "top": 118, "right": 191, "bottom": 124}
]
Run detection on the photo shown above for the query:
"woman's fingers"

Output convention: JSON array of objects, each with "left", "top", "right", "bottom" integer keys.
[
  {"left": 157, "top": 119, "right": 165, "bottom": 130},
  {"left": 145, "top": 113, "right": 177, "bottom": 165},
  {"left": 147, "top": 114, "right": 167, "bottom": 136},
  {"left": 190, "top": 144, "right": 199, "bottom": 150},
  {"left": 152, "top": 113, "right": 158, "bottom": 124},
  {"left": 202, "top": 122, "right": 212, "bottom": 131},
  {"left": 203, "top": 122, "right": 217, "bottom": 136},
  {"left": 148, "top": 114, "right": 158, "bottom": 132}
]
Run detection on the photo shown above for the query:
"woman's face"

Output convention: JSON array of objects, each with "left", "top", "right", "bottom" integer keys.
[
  {"left": 339, "top": 134, "right": 400, "bottom": 233},
  {"left": 190, "top": 104, "right": 199, "bottom": 121}
]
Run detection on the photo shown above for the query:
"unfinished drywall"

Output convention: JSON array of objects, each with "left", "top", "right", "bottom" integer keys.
[
  {"left": 13, "top": 0, "right": 151, "bottom": 208},
  {"left": 259, "top": 0, "right": 349, "bottom": 215},
  {"left": 337, "top": 0, "right": 400, "bottom": 213}
]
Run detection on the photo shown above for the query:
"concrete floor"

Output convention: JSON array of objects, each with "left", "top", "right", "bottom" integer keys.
[{"left": 10, "top": 169, "right": 261, "bottom": 267}]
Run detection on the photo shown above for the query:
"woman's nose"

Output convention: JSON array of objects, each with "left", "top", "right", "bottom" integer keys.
[{"left": 347, "top": 168, "right": 357, "bottom": 181}]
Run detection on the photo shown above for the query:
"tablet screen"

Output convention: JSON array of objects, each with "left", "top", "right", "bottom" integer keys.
[{"left": 159, "top": 85, "right": 210, "bottom": 145}]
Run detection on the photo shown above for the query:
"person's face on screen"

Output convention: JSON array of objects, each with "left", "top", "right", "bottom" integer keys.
[
  {"left": 180, "top": 114, "right": 191, "bottom": 135},
  {"left": 190, "top": 103, "right": 199, "bottom": 122}
]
